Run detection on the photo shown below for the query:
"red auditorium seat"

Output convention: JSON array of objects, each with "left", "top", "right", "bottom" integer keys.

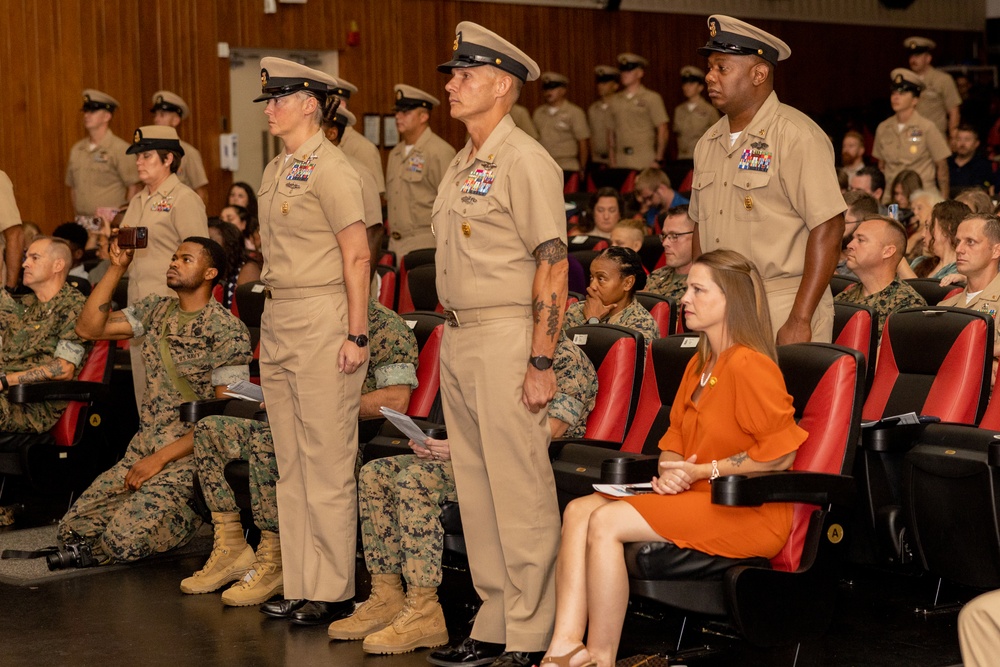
[
  {"left": 400, "top": 311, "right": 445, "bottom": 422},
  {"left": 376, "top": 265, "right": 399, "bottom": 311},
  {"left": 832, "top": 302, "right": 876, "bottom": 395},
  {"left": 635, "top": 291, "right": 677, "bottom": 338}
]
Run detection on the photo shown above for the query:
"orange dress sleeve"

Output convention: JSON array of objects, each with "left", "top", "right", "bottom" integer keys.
[{"left": 731, "top": 349, "right": 808, "bottom": 463}]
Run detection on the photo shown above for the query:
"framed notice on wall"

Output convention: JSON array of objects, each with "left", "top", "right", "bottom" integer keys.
[
  {"left": 363, "top": 114, "right": 381, "bottom": 146},
  {"left": 383, "top": 115, "right": 399, "bottom": 148}
]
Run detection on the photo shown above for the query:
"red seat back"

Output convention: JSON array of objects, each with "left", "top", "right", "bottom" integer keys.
[
  {"left": 567, "top": 324, "right": 644, "bottom": 442},
  {"left": 52, "top": 340, "right": 112, "bottom": 447},
  {"left": 377, "top": 266, "right": 398, "bottom": 311},
  {"left": 563, "top": 172, "right": 580, "bottom": 195},
  {"left": 621, "top": 170, "right": 637, "bottom": 194},
  {"left": 635, "top": 292, "right": 677, "bottom": 338},
  {"left": 832, "top": 302, "right": 876, "bottom": 395},
  {"left": 408, "top": 325, "right": 443, "bottom": 419}
]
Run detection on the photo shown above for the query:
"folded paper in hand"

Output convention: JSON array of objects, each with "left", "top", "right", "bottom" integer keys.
[
  {"left": 592, "top": 483, "right": 653, "bottom": 497},
  {"left": 379, "top": 406, "right": 429, "bottom": 445},
  {"left": 224, "top": 380, "right": 264, "bottom": 403}
]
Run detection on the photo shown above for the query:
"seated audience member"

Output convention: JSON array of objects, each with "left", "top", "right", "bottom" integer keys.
[
  {"left": 0, "top": 237, "right": 90, "bottom": 432},
  {"left": 219, "top": 204, "right": 260, "bottom": 255},
  {"left": 837, "top": 216, "right": 926, "bottom": 338},
  {"left": 539, "top": 249, "right": 806, "bottom": 667},
  {"left": 609, "top": 218, "right": 646, "bottom": 253},
  {"left": 901, "top": 200, "right": 970, "bottom": 279},
  {"left": 181, "top": 281, "right": 419, "bottom": 607},
  {"left": 52, "top": 222, "right": 90, "bottom": 280},
  {"left": 228, "top": 181, "right": 258, "bottom": 222},
  {"left": 570, "top": 187, "right": 622, "bottom": 238},
  {"left": 850, "top": 165, "right": 887, "bottom": 206},
  {"left": 59, "top": 237, "right": 252, "bottom": 564},
  {"left": 841, "top": 130, "right": 867, "bottom": 181},
  {"left": 890, "top": 169, "right": 923, "bottom": 210},
  {"left": 633, "top": 168, "right": 689, "bottom": 231},
  {"left": 329, "top": 335, "right": 597, "bottom": 654},
  {"left": 957, "top": 186, "right": 995, "bottom": 215},
  {"left": 949, "top": 124, "right": 996, "bottom": 197},
  {"left": 905, "top": 189, "right": 945, "bottom": 262},
  {"left": 938, "top": 213, "right": 1000, "bottom": 383},
  {"left": 838, "top": 191, "right": 881, "bottom": 277},
  {"left": 645, "top": 205, "right": 694, "bottom": 301},
  {"left": 960, "top": 588, "right": 1000, "bottom": 667},
  {"left": 207, "top": 219, "right": 261, "bottom": 309},
  {"left": 563, "top": 246, "right": 659, "bottom": 346}
]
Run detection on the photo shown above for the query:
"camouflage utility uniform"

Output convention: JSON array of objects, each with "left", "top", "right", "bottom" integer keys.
[
  {"left": 359, "top": 336, "right": 597, "bottom": 587},
  {"left": 192, "top": 298, "right": 418, "bottom": 533},
  {"left": 0, "top": 285, "right": 89, "bottom": 432},
  {"left": 58, "top": 295, "right": 251, "bottom": 562},
  {"left": 835, "top": 279, "right": 926, "bottom": 338},
  {"left": 645, "top": 267, "right": 687, "bottom": 301},
  {"left": 563, "top": 298, "right": 660, "bottom": 347}
]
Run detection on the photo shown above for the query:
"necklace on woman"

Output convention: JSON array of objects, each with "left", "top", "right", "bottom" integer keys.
[{"left": 699, "top": 358, "right": 716, "bottom": 387}]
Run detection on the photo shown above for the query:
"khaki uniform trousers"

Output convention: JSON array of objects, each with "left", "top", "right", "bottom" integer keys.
[
  {"left": 260, "top": 288, "right": 367, "bottom": 602},
  {"left": 439, "top": 311, "right": 560, "bottom": 651},
  {"left": 960, "top": 589, "right": 1000, "bottom": 667},
  {"left": 765, "top": 276, "right": 834, "bottom": 344}
]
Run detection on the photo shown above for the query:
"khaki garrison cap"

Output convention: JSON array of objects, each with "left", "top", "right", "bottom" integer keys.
[
  {"left": 254, "top": 57, "right": 334, "bottom": 103},
  {"left": 890, "top": 68, "right": 924, "bottom": 95},
  {"left": 438, "top": 21, "right": 541, "bottom": 82},
  {"left": 331, "top": 77, "right": 358, "bottom": 102},
  {"left": 594, "top": 65, "right": 620, "bottom": 82},
  {"left": 697, "top": 15, "right": 791, "bottom": 66},
  {"left": 540, "top": 72, "right": 569, "bottom": 89},
  {"left": 81, "top": 89, "right": 119, "bottom": 113},
  {"left": 150, "top": 91, "right": 190, "bottom": 118},
  {"left": 680, "top": 66, "right": 706, "bottom": 82},
  {"left": 904, "top": 36, "right": 935, "bottom": 54},
  {"left": 617, "top": 53, "right": 649, "bottom": 71},
  {"left": 126, "top": 125, "right": 185, "bottom": 155},
  {"left": 336, "top": 107, "right": 357, "bottom": 127},
  {"left": 393, "top": 84, "right": 440, "bottom": 112}
]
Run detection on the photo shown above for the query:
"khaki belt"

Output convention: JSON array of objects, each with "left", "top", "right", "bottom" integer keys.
[
  {"left": 264, "top": 285, "right": 346, "bottom": 299},
  {"left": 443, "top": 305, "right": 532, "bottom": 328}
]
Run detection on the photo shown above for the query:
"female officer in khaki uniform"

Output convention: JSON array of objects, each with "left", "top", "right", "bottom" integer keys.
[{"left": 252, "top": 57, "right": 370, "bottom": 627}]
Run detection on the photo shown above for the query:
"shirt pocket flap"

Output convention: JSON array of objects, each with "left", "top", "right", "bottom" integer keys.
[
  {"left": 691, "top": 171, "right": 716, "bottom": 192},
  {"left": 734, "top": 171, "right": 772, "bottom": 191}
]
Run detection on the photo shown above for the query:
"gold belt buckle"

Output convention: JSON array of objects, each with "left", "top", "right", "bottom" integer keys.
[
  {"left": 264, "top": 288, "right": 273, "bottom": 299},
  {"left": 444, "top": 310, "right": 460, "bottom": 327}
]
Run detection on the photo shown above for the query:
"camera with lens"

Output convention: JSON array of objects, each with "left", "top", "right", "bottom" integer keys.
[{"left": 45, "top": 536, "right": 97, "bottom": 571}]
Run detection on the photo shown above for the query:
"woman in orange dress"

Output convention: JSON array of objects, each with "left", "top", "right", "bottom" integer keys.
[{"left": 538, "top": 249, "right": 808, "bottom": 667}]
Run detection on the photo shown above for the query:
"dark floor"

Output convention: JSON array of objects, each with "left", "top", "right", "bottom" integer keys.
[{"left": 0, "top": 534, "right": 969, "bottom": 667}]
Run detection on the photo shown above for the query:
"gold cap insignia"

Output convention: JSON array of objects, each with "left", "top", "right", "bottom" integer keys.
[
  {"left": 261, "top": 69, "right": 269, "bottom": 88},
  {"left": 495, "top": 58, "right": 502, "bottom": 65},
  {"left": 303, "top": 81, "right": 309, "bottom": 87},
  {"left": 396, "top": 89, "right": 403, "bottom": 99},
  {"left": 894, "top": 74, "right": 903, "bottom": 84},
  {"left": 709, "top": 19, "right": 718, "bottom": 38},
  {"left": 84, "top": 94, "right": 91, "bottom": 103},
  {"left": 453, "top": 32, "right": 461, "bottom": 51},
  {"left": 133, "top": 129, "right": 142, "bottom": 143},
  {"left": 155, "top": 95, "right": 163, "bottom": 104}
]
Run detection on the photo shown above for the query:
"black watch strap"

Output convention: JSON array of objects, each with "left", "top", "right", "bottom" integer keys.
[
  {"left": 348, "top": 333, "right": 368, "bottom": 347},
  {"left": 529, "top": 355, "right": 553, "bottom": 371}
]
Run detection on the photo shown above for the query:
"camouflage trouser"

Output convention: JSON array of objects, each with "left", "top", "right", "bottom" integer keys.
[
  {"left": 58, "top": 442, "right": 202, "bottom": 563},
  {"left": 359, "top": 455, "right": 457, "bottom": 588},
  {"left": 0, "top": 392, "right": 62, "bottom": 434},
  {"left": 193, "top": 415, "right": 278, "bottom": 532}
]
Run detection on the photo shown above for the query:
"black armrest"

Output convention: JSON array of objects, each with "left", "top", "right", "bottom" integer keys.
[
  {"left": 859, "top": 422, "right": 928, "bottom": 453},
  {"left": 989, "top": 441, "right": 1000, "bottom": 467},
  {"left": 549, "top": 437, "right": 622, "bottom": 459},
  {"left": 9, "top": 381, "right": 110, "bottom": 404},
  {"left": 600, "top": 455, "right": 659, "bottom": 484},
  {"left": 710, "top": 471, "right": 856, "bottom": 507},
  {"left": 180, "top": 398, "right": 238, "bottom": 423}
]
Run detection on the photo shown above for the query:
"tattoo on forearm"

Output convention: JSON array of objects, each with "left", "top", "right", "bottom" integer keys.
[
  {"left": 108, "top": 312, "right": 126, "bottom": 323},
  {"left": 98, "top": 301, "right": 112, "bottom": 313},
  {"left": 729, "top": 452, "right": 749, "bottom": 468},
  {"left": 546, "top": 292, "right": 560, "bottom": 338},
  {"left": 533, "top": 238, "right": 567, "bottom": 267},
  {"left": 19, "top": 361, "right": 63, "bottom": 385}
]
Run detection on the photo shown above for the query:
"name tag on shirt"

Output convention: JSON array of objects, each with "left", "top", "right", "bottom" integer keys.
[
  {"left": 738, "top": 148, "right": 772, "bottom": 172},
  {"left": 461, "top": 167, "right": 495, "bottom": 196}
]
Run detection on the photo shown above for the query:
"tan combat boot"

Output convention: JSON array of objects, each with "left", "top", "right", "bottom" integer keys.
[
  {"left": 221, "top": 530, "right": 284, "bottom": 606},
  {"left": 362, "top": 586, "right": 449, "bottom": 654},
  {"left": 327, "top": 573, "right": 405, "bottom": 640},
  {"left": 180, "top": 512, "right": 255, "bottom": 594}
]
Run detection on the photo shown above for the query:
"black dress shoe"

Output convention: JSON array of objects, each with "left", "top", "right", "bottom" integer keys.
[
  {"left": 489, "top": 651, "right": 545, "bottom": 667},
  {"left": 260, "top": 598, "right": 307, "bottom": 619},
  {"left": 289, "top": 599, "right": 355, "bottom": 626},
  {"left": 427, "top": 637, "right": 505, "bottom": 666}
]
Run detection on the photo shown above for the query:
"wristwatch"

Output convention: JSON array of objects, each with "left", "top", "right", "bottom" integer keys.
[
  {"left": 587, "top": 317, "right": 601, "bottom": 324},
  {"left": 529, "top": 355, "right": 553, "bottom": 371},
  {"left": 347, "top": 333, "right": 369, "bottom": 347}
]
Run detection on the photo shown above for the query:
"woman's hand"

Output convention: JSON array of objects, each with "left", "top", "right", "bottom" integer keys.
[
  {"left": 409, "top": 437, "right": 451, "bottom": 462},
  {"left": 939, "top": 272, "right": 966, "bottom": 287},
  {"left": 651, "top": 454, "right": 700, "bottom": 495},
  {"left": 582, "top": 286, "right": 613, "bottom": 321}
]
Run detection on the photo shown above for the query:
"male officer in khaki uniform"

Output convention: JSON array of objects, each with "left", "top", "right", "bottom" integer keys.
[
  {"left": 587, "top": 65, "right": 619, "bottom": 169},
  {"left": 385, "top": 84, "right": 455, "bottom": 259},
  {"left": 66, "top": 90, "right": 141, "bottom": 218},
  {"left": 872, "top": 69, "right": 951, "bottom": 204},
  {"left": 608, "top": 53, "right": 669, "bottom": 172},
  {"left": 0, "top": 171, "right": 25, "bottom": 291},
  {"left": 673, "top": 66, "right": 720, "bottom": 161},
  {"left": 905, "top": 36, "right": 961, "bottom": 139},
  {"left": 691, "top": 15, "right": 846, "bottom": 344},
  {"left": 150, "top": 91, "right": 210, "bottom": 204},
  {"left": 533, "top": 72, "right": 590, "bottom": 186},
  {"left": 253, "top": 58, "right": 371, "bottom": 627},
  {"left": 429, "top": 21, "right": 568, "bottom": 667},
  {"left": 509, "top": 103, "right": 539, "bottom": 140},
  {"left": 324, "top": 107, "right": 383, "bottom": 230},
  {"left": 330, "top": 78, "right": 386, "bottom": 196}
]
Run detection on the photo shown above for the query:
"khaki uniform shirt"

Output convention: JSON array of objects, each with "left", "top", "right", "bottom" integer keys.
[
  {"left": 386, "top": 128, "right": 455, "bottom": 250},
  {"left": 939, "top": 272, "right": 1000, "bottom": 383},
  {"left": 673, "top": 96, "right": 720, "bottom": 160},
  {"left": 917, "top": 67, "right": 962, "bottom": 137},
  {"left": 340, "top": 125, "right": 385, "bottom": 195},
  {"left": 550, "top": 335, "right": 598, "bottom": 438},
  {"left": 533, "top": 102, "right": 591, "bottom": 172},
  {"left": 177, "top": 139, "right": 209, "bottom": 191},
  {"left": 65, "top": 130, "right": 140, "bottom": 216},
  {"left": 257, "top": 130, "right": 365, "bottom": 290},
  {"left": 346, "top": 157, "right": 383, "bottom": 228},
  {"left": 645, "top": 267, "right": 688, "bottom": 301},
  {"left": 434, "top": 114, "right": 565, "bottom": 311},
  {"left": 122, "top": 174, "right": 209, "bottom": 304},
  {"left": 872, "top": 110, "right": 951, "bottom": 204},
  {"left": 835, "top": 278, "right": 926, "bottom": 338},
  {"left": 509, "top": 105, "right": 539, "bottom": 140},
  {"left": 587, "top": 100, "right": 614, "bottom": 164},
  {"left": 0, "top": 171, "right": 21, "bottom": 232},
  {"left": 691, "top": 91, "right": 847, "bottom": 282},
  {"left": 609, "top": 86, "right": 669, "bottom": 170}
]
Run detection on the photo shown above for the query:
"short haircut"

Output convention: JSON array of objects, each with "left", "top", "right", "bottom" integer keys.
[
  {"left": 634, "top": 168, "right": 671, "bottom": 192},
  {"left": 843, "top": 130, "right": 864, "bottom": 144},
  {"left": 844, "top": 190, "right": 880, "bottom": 219},
  {"left": 837, "top": 168, "right": 849, "bottom": 191},
  {"left": 956, "top": 187, "right": 995, "bottom": 214},
  {"left": 52, "top": 222, "right": 89, "bottom": 250},
  {"left": 182, "top": 236, "right": 227, "bottom": 286},
  {"left": 596, "top": 246, "right": 646, "bottom": 293},
  {"left": 956, "top": 123, "right": 979, "bottom": 140},
  {"left": 965, "top": 212, "right": 1000, "bottom": 246},
  {"left": 154, "top": 149, "right": 183, "bottom": 174},
  {"left": 30, "top": 236, "right": 73, "bottom": 276},
  {"left": 862, "top": 216, "right": 908, "bottom": 258},
  {"left": 614, "top": 217, "right": 647, "bottom": 236},
  {"left": 658, "top": 205, "right": 694, "bottom": 228},
  {"left": 855, "top": 165, "right": 886, "bottom": 193},
  {"left": 932, "top": 200, "right": 972, "bottom": 249}
]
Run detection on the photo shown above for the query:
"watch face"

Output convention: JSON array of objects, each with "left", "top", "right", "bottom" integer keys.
[
  {"left": 531, "top": 356, "right": 552, "bottom": 370},
  {"left": 352, "top": 334, "right": 369, "bottom": 347}
]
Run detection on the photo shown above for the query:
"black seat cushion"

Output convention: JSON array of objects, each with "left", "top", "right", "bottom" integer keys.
[{"left": 625, "top": 540, "right": 770, "bottom": 581}]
